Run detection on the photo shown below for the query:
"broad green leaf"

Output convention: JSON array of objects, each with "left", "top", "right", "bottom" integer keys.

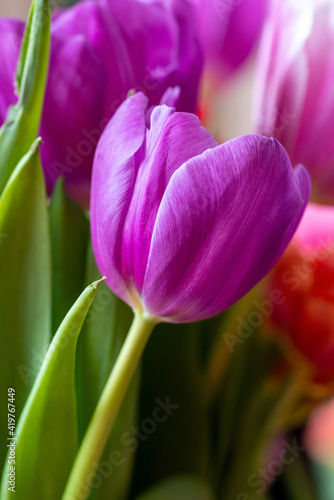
[
  {"left": 0, "top": 278, "right": 104, "bottom": 500},
  {"left": 49, "top": 179, "right": 89, "bottom": 333},
  {"left": 76, "top": 244, "right": 138, "bottom": 500},
  {"left": 0, "top": 0, "right": 50, "bottom": 195},
  {"left": 0, "top": 140, "right": 51, "bottom": 468},
  {"left": 132, "top": 322, "right": 210, "bottom": 494},
  {"left": 134, "top": 476, "right": 216, "bottom": 500}
]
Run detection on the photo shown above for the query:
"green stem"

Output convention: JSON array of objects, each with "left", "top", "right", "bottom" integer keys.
[{"left": 63, "top": 313, "right": 157, "bottom": 500}]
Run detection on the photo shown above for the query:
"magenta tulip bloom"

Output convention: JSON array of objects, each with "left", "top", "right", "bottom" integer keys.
[
  {"left": 91, "top": 92, "right": 310, "bottom": 323},
  {"left": 254, "top": 0, "right": 334, "bottom": 200},
  {"left": 190, "top": 0, "right": 266, "bottom": 81},
  {"left": 0, "top": 0, "right": 202, "bottom": 206}
]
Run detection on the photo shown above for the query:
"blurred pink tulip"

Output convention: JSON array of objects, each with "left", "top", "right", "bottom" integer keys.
[
  {"left": 190, "top": 0, "right": 266, "bottom": 82},
  {"left": 254, "top": 0, "right": 334, "bottom": 201},
  {"left": 91, "top": 92, "right": 310, "bottom": 323}
]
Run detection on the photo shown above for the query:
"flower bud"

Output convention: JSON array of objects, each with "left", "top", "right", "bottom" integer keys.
[{"left": 91, "top": 92, "right": 310, "bottom": 323}]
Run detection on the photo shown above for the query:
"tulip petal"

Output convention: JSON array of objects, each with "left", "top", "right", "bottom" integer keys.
[
  {"left": 90, "top": 92, "right": 148, "bottom": 307},
  {"left": 106, "top": 0, "right": 202, "bottom": 112},
  {"left": 92, "top": 93, "right": 218, "bottom": 311},
  {"left": 142, "top": 135, "right": 311, "bottom": 322},
  {"left": 291, "top": 2, "right": 334, "bottom": 186},
  {"left": 254, "top": 0, "right": 313, "bottom": 143},
  {"left": 146, "top": 86, "right": 181, "bottom": 126},
  {"left": 120, "top": 103, "right": 218, "bottom": 296},
  {"left": 52, "top": 0, "right": 134, "bottom": 118},
  {"left": 191, "top": 0, "right": 266, "bottom": 81},
  {"left": 165, "top": 0, "right": 203, "bottom": 112},
  {"left": 40, "top": 32, "right": 106, "bottom": 204},
  {"left": 159, "top": 86, "right": 181, "bottom": 108}
]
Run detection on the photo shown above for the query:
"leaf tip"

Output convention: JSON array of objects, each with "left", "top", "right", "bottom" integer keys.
[{"left": 92, "top": 276, "right": 107, "bottom": 290}]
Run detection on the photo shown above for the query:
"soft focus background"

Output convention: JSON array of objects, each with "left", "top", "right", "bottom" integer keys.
[
  {"left": 0, "top": 0, "right": 255, "bottom": 140},
  {"left": 3, "top": 1, "right": 331, "bottom": 499},
  {"left": 0, "top": 0, "right": 30, "bottom": 18},
  {"left": 205, "top": 60, "right": 255, "bottom": 139}
]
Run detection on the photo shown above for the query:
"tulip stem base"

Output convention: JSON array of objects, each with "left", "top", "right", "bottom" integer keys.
[{"left": 63, "top": 312, "right": 157, "bottom": 500}]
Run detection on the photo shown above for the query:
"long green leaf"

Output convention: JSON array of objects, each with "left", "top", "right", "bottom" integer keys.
[
  {"left": 49, "top": 179, "right": 89, "bottom": 334},
  {"left": 0, "top": 278, "right": 104, "bottom": 500},
  {"left": 0, "top": 0, "right": 50, "bottom": 195},
  {"left": 0, "top": 140, "right": 51, "bottom": 468},
  {"left": 76, "top": 244, "right": 137, "bottom": 500},
  {"left": 134, "top": 476, "right": 216, "bottom": 500}
]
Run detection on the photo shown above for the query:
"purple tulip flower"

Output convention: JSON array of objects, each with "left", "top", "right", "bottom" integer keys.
[
  {"left": 254, "top": 0, "right": 334, "bottom": 201},
  {"left": 190, "top": 0, "right": 266, "bottom": 82},
  {"left": 0, "top": 0, "right": 202, "bottom": 206},
  {"left": 91, "top": 92, "right": 311, "bottom": 323}
]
